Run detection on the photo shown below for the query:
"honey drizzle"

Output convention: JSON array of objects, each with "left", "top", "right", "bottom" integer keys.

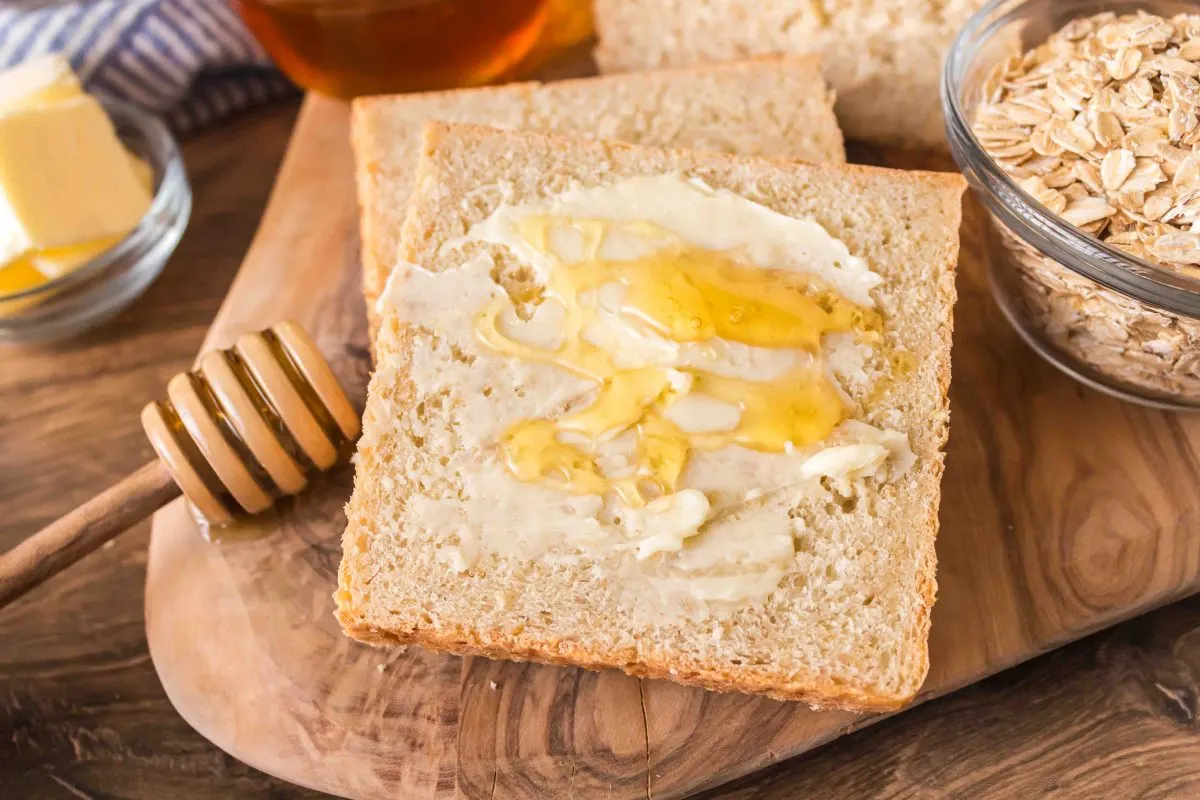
[{"left": 474, "top": 217, "right": 879, "bottom": 506}]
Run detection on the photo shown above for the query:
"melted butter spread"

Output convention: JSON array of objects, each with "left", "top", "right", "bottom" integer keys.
[
  {"left": 476, "top": 215, "right": 880, "bottom": 507},
  {"left": 386, "top": 174, "right": 916, "bottom": 618}
]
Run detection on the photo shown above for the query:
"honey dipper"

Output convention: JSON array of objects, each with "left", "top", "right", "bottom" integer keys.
[{"left": 0, "top": 321, "right": 359, "bottom": 608}]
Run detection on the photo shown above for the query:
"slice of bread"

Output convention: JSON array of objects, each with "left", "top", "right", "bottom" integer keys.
[
  {"left": 337, "top": 122, "right": 965, "bottom": 710},
  {"left": 351, "top": 55, "right": 844, "bottom": 335},
  {"left": 592, "top": 0, "right": 988, "bottom": 150}
]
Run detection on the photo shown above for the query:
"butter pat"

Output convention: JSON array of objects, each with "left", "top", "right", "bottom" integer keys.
[
  {"left": 800, "top": 443, "right": 890, "bottom": 495},
  {"left": 627, "top": 489, "right": 711, "bottom": 560},
  {"left": 663, "top": 393, "right": 741, "bottom": 433},
  {"left": 27, "top": 160, "right": 152, "bottom": 280},
  {"left": 0, "top": 96, "right": 152, "bottom": 265},
  {"left": 0, "top": 54, "right": 81, "bottom": 114}
]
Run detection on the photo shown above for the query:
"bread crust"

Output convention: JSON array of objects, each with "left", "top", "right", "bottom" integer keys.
[
  {"left": 335, "top": 611, "right": 910, "bottom": 711},
  {"left": 339, "top": 122, "right": 965, "bottom": 712}
]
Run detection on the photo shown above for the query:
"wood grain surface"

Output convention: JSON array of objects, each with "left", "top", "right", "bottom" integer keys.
[
  {"left": 140, "top": 93, "right": 1200, "bottom": 799},
  {"left": 1, "top": 98, "right": 1199, "bottom": 800}
]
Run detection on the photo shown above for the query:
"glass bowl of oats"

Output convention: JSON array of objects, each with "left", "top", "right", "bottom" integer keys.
[{"left": 945, "top": 0, "right": 1200, "bottom": 408}]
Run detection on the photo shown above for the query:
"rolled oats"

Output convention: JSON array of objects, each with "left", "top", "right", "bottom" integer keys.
[{"left": 974, "top": 10, "right": 1200, "bottom": 402}]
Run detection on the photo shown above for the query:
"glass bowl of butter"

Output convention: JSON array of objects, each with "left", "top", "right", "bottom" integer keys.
[{"left": 0, "top": 56, "right": 191, "bottom": 344}]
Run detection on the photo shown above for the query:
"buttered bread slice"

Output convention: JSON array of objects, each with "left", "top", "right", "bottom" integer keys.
[
  {"left": 337, "top": 123, "right": 965, "bottom": 710},
  {"left": 352, "top": 55, "right": 844, "bottom": 336}
]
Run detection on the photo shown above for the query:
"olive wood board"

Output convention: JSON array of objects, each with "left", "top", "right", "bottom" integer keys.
[{"left": 144, "top": 93, "right": 1200, "bottom": 799}]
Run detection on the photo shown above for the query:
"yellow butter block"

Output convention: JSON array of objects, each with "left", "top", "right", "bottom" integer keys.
[
  {"left": 18, "top": 158, "right": 154, "bottom": 280},
  {"left": 0, "top": 54, "right": 82, "bottom": 115},
  {"left": 0, "top": 95, "right": 153, "bottom": 263},
  {"left": 0, "top": 150, "right": 151, "bottom": 283}
]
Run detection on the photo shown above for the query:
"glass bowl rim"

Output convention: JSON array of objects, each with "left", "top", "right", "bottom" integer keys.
[
  {"left": 0, "top": 96, "right": 188, "bottom": 304},
  {"left": 942, "top": 0, "right": 1200, "bottom": 318}
]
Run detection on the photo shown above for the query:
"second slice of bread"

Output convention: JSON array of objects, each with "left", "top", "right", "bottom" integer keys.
[
  {"left": 592, "top": 0, "right": 988, "bottom": 150},
  {"left": 338, "top": 122, "right": 965, "bottom": 710},
  {"left": 352, "top": 55, "right": 844, "bottom": 334}
]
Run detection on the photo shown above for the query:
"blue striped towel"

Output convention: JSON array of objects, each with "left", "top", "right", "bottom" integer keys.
[{"left": 0, "top": 0, "right": 295, "bottom": 132}]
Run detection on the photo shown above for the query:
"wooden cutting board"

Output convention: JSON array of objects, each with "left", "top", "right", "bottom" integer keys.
[{"left": 144, "top": 94, "right": 1200, "bottom": 799}]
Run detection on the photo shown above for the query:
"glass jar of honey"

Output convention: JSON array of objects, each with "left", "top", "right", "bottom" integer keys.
[{"left": 234, "top": 0, "right": 593, "bottom": 98}]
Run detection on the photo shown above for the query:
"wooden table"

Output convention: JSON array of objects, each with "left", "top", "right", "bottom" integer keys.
[{"left": 2, "top": 99, "right": 1199, "bottom": 800}]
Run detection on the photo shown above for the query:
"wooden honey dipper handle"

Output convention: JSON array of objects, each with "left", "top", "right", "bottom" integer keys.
[
  {"left": 0, "top": 322, "right": 359, "bottom": 610},
  {"left": 0, "top": 462, "right": 180, "bottom": 607}
]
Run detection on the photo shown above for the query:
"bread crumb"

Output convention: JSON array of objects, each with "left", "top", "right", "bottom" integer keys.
[
  {"left": 490, "top": 681, "right": 498, "bottom": 690},
  {"left": 102, "top": 540, "right": 115, "bottom": 550},
  {"left": 377, "top": 664, "right": 386, "bottom": 673}
]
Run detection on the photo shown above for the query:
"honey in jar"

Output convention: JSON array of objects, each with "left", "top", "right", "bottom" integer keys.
[{"left": 235, "top": 0, "right": 593, "bottom": 98}]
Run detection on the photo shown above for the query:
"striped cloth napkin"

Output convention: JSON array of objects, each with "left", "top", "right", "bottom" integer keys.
[{"left": 0, "top": 0, "right": 294, "bottom": 132}]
